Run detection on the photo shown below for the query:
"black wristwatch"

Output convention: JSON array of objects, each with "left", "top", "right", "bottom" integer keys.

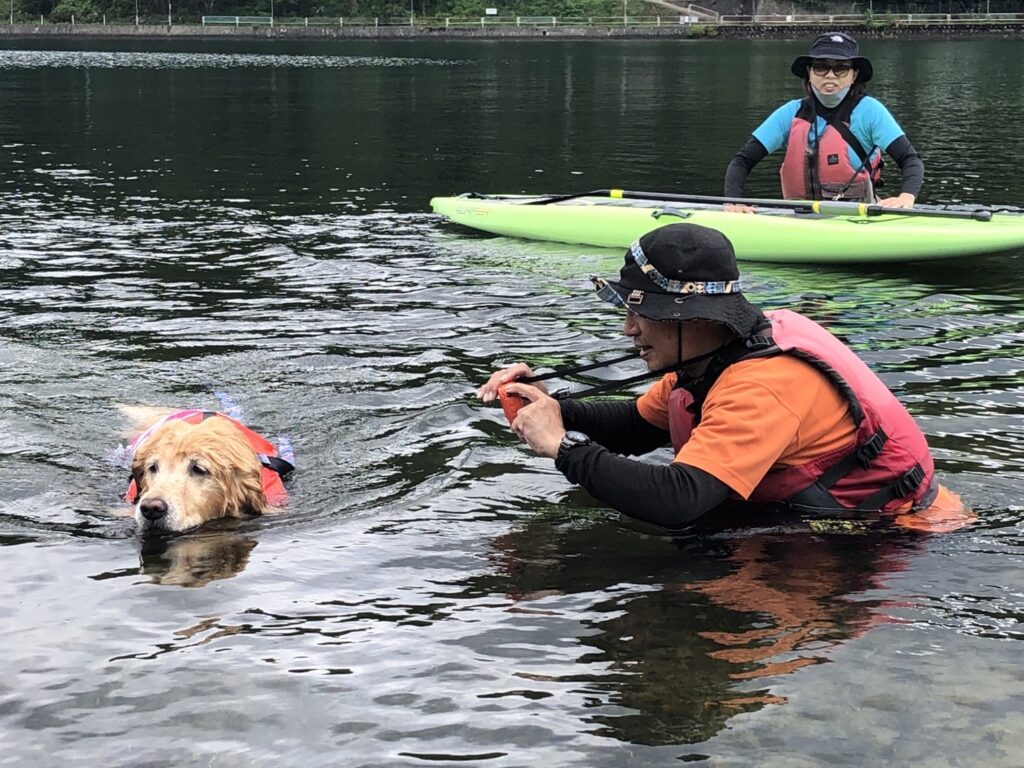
[{"left": 557, "top": 430, "right": 591, "bottom": 461}]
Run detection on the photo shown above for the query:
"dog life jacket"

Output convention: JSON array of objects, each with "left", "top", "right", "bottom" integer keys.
[
  {"left": 667, "top": 309, "right": 937, "bottom": 514},
  {"left": 124, "top": 409, "right": 294, "bottom": 504},
  {"left": 780, "top": 95, "right": 882, "bottom": 202}
]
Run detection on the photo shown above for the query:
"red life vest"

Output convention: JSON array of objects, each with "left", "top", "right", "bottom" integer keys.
[
  {"left": 667, "top": 309, "right": 937, "bottom": 514},
  {"left": 779, "top": 96, "right": 882, "bottom": 202},
  {"left": 124, "top": 409, "right": 293, "bottom": 505}
]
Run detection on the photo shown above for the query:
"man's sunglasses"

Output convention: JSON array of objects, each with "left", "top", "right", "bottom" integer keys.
[{"left": 810, "top": 61, "right": 854, "bottom": 77}]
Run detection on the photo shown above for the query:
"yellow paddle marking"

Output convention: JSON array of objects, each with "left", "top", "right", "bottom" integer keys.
[{"left": 610, "top": 189, "right": 624, "bottom": 199}]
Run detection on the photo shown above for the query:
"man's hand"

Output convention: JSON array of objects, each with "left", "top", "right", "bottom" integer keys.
[
  {"left": 724, "top": 203, "right": 757, "bottom": 214},
  {"left": 476, "top": 363, "right": 548, "bottom": 404},
  {"left": 875, "top": 192, "right": 915, "bottom": 209},
  {"left": 503, "top": 382, "right": 565, "bottom": 459}
]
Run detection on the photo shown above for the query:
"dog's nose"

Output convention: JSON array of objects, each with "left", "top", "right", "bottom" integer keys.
[{"left": 139, "top": 499, "right": 168, "bottom": 521}]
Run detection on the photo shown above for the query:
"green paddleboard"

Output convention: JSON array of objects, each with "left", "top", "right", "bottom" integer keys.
[{"left": 430, "top": 193, "right": 1024, "bottom": 264}]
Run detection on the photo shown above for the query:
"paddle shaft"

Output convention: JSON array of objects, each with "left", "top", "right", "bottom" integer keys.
[{"left": 525, "top": 188, "right": 994, "bottom": 222}]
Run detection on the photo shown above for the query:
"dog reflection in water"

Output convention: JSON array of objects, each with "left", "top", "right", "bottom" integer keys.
[
  {"left": 122, "top": 406, "right": 292, "bottom": 534},
  {"left": 139, "top": 529, "right": 259, "bottom": 588}
]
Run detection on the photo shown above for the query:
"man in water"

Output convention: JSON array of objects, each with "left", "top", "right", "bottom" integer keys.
[{"left": 477, "top": 223, "right": 967, "bottom": 531}]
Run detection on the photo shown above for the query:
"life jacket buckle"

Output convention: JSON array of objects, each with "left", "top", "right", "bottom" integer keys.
[
  {"left": 894, "top": 465, "right": 925, "bottom": 498},
  {"left": 856, "top": 429, "right": 888, "bottom": 469}
]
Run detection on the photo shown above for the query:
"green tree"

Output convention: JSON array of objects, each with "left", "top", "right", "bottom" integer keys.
[
  {"left": 50, "top": 0, "right": 102, "bottom": 20},
  {"left": 16, "top": 0, "right": 58, "bottom": 18}
]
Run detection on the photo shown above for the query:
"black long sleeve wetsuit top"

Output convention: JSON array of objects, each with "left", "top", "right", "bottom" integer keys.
[
  {"left": 724, "top": 132, "right": 924, "bottom": 200},
  {"left": 553, "top": 398, "right": 732, "bottom": 530}
]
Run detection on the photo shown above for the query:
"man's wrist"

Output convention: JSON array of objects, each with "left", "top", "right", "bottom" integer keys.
[{"left": 557, "top": 431, "right": 591, "bottom": 461}]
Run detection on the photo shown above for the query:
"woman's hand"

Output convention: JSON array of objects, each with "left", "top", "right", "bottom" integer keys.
[
  {"left": 876, "top": 192, "right": 916, "bottom": 209},
  {"left": 476, "top": 363, "right": 548, "bottom": 404},
  {"left": 724, "top": 203, "right": 757, "bottom": 214}
]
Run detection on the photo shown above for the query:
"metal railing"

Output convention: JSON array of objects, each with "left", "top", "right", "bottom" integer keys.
[
  {"left": 197, "top": 12, "right": 1024, "bottom": 28},
  {"left": 200, "top": 14, "right": 712, "bottom": 27},
  {"left": 718, "top": 11, "right": 1024, "bottom": 23},
  {"left": 202, "top": 15, "right": 273, "bottom": 26},
  {"left": 23, "top": 10, "right": 1024, "bottom": 29}
]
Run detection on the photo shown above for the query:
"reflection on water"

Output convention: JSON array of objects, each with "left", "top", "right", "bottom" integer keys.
[
  {"left": 0, "top": 37, "right": 1023, "bottom": 767},
  {"left": 475, "top": 513, "right": 931, "bottom": 747},
  {"left": 136, "top": 528, "right": 260, "bottom": 587}
]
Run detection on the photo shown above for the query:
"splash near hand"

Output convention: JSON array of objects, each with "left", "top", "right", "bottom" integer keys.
[{"left": 497, "top": 384, "right": 528, "bottom": 426}]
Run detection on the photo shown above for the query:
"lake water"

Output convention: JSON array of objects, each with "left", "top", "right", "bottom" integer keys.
[{"left": 1, "top": 35, "right": 1023, "bottom": 767}]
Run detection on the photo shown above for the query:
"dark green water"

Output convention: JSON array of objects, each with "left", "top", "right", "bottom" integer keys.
[{"left": 1, "top": 36, "right": 1022, "bottom": 766}]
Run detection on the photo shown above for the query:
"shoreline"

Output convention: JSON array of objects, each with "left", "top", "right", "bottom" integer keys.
[{"left": 2, "top": 21, "right": 1024, "bottom": 41}]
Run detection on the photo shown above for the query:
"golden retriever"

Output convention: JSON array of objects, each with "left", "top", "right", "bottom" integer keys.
[{"left": 123, "top": 406, "right": 286, "bottom": 534}]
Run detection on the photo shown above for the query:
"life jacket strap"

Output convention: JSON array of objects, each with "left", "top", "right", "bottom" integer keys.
[
  {"left": 260, "top": 455, "right": 295, "bottom": 477},
  {"left": 673, "top": 327, "right": 776, "bottom": 421},
  {"left": 799, "top": 427, "right": 888, "bottom": 494},
  {"left": 855, "top": 464, "right": 927, "bottom": 511}
]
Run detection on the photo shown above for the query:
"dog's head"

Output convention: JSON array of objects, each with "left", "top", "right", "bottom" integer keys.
[{"left": 130, "top": 416, "right": 268, "bottom": 533}]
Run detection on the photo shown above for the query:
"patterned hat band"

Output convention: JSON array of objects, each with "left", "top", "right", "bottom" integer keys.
[{"left": 629, "top": 240, "right": 742, "bottom": 295}]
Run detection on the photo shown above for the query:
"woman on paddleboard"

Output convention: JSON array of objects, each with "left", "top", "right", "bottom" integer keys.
[
  {"left": 723, "top": 32, "right": 923, "bottom": 209},
  {"left": 477, "top": 224, "right": 970, "bottom": 532}
]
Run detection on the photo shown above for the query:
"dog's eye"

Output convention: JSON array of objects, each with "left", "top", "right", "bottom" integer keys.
[
  {"left": 189, "top": 462, "right": 210, "bottom": 478},
  {"left": 146, "top": 462, "right": 158, "bottom": 474}
]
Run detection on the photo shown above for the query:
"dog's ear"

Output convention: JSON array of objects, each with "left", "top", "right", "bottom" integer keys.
[
  {"left": 131, "top": 467, "right": 145, "bottom": 496},
  {"left": 227, "top": 465, "right": 268, "bottom": 518},
  {"left": 130, "top": 449, "right": 149, "bottom": 495}
]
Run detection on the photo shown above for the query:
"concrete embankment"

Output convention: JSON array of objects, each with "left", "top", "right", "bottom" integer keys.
[{"left": 1, "top": 21, "right": 1022, "bottom": 40}]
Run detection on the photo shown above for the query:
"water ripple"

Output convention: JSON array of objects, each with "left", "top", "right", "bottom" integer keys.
[
  {"left": 2, "top": 37, "right": 1024, "bottom": 768},
  {"left": 0, "top": 49, "right": 468, "bottom": 69}
]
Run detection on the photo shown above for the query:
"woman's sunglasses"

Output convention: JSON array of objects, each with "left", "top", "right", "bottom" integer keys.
[{"left": 810, "top": 61, "right": 854, "bottom": 77}]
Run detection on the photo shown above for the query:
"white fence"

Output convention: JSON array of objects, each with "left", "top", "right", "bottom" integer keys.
[
  {"left": 36, "top": 11, "right": 1024, "bottom": 29},
  {"left": 202, "top": 14, "right": 715, "bottom": 27},
  {"left": 718, "top": 11, "right": 1024, "bottom": 23},
  {"left": 199, "top": 12, "right": 1024, "bottom": 28}
]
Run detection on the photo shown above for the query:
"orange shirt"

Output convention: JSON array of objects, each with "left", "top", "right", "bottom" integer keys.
[{"left": 636, "top": 354, "right": 971, "bottom": 529}]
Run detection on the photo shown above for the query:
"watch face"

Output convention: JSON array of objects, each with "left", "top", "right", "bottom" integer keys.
[{"left": 558, "top": 431, "right": 591, "bottom": 460}]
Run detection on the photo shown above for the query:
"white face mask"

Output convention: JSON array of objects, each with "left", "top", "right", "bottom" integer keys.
[{"left": 812, "top": 84, "right": 850, "bottom": 108}]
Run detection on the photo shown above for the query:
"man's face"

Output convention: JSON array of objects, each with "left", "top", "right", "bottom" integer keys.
[{"left": 623, "top": 314, "right": 730, "bottom": 374}]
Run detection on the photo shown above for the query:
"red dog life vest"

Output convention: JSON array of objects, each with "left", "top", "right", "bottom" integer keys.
[
  {"left": 780, "top": 96, "right": 881, "bottom": 202},
  {"left": 667, "top": 310, "right": 936, "bottom": 514},
  {"left": 124, "top": 409, "right": 292, "bottom": 505}
]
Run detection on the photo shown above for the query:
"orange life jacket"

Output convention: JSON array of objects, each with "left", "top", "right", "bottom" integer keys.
[
  {"left": 667, "top": 310, "right": 936, "bottom": 514},
  {"left": 779, "top": 95, "right": 882, "bottom": 202},
  {"left": 124, "top": 409, "right": 293, "bottom": 504}
]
